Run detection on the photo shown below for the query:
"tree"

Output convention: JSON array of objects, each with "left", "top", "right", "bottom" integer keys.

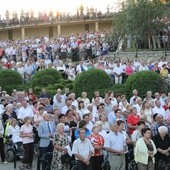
[{"left": 112, "top": 0, "right": 168, "bottom": 55}]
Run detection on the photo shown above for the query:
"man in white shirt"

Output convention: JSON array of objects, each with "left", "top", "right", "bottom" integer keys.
[
  {"left": 104, "top": 121, "right": 125, "bottom": 170},
  {"left": 61, "top": 98, "right": 72, "bottom": 115},
  {"left": 17, "top": 100, "right": 34, "bottom": 126},
  {"left": 152, "top": 100, "right": 166, "bottom": 118},
  {"left": 113, "top": 62, "right": 124, "bottom": 84},
  {"left": 72, "top": 128, "right": 94, "bottom": 170}
]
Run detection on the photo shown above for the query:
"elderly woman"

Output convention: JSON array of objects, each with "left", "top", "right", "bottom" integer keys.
[
  {"left": 88, "top": 125, "right": 104, "bottom": 170},
  {"left": 7, "top": 118, "right": 22, "bottom": 144},
  {"left": 135, "top": 128, "right": 157, "bottom": 170},
  {"left": 52, "top": 123, "right": 70, "bottom": 170},
  {"left": 153, "top": 126, "right": 170, "bottom": 170},
  {"left": 2, "top": 104, "right": 17, "bottom": 124},
  {"left": 81, "top": 92, "right": 90, "bottom": 107},
  {"left": 19, "top": 116, "right": 34, "bottom": 170}
]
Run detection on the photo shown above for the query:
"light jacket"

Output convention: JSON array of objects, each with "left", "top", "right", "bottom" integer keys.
[{"left": 134, "top": 137, "right": 157, "bottom": 165}]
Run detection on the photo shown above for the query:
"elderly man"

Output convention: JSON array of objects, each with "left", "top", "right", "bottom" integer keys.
[
  {"left": 38, "top": 113, "right": 55, "bottom": 170},
  {"left": 72, "top": 128, "right": 94, "bottom": 170},
  {"left": 104, "top": 121, "right": 126, "bottom": 170}
]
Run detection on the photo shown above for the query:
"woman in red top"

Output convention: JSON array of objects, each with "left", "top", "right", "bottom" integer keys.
[
  {"left": 124, "top": 62, "right": 134, "bottom": 82},
  {"left": 127, "top": 107, "right": 140, "bottom": 135},
  {"left": 88, "top": 125, "right": 104, "bottom": 170}
]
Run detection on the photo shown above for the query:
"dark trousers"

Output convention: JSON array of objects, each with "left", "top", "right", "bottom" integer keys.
[
  {"left": 22, "top": 142, "right": 34, "bottom": 166},
  {"left": 40, "top": 141, "right": 53, "bottom": 170},
  {"left": 91, "top": 155, "right": 103, "bottom": 170},
  {"left": 77, "top": 160, "right": 92, "bottom": 170},
  {"left": 0, "top": 138, "right": 5, "bottom": 162}
]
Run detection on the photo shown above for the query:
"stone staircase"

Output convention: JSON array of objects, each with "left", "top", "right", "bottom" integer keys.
[{"left": 107, "top": 50, "right": 170, "bottom": 61}]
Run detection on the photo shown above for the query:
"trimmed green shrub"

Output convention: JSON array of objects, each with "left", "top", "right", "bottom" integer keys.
[
  {"left": 73, "top": 69, "right": 113, "bottom": 99},
  {"left": 0, "top": 70, "right": 22, "bottom": 94},
  {"left": 111, "top": 84, "right": 126, "bottom": 96},
  {"left": 125, "top": 71, "right": 165, "bottom": 99},
  {"left": 31, "top": 69, "right": 63, "bottom": 89}
]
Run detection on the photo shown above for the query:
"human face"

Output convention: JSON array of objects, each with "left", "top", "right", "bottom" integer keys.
[
  {"left": 160, "top": 131, "right": 167, "bottom": 138},
  {"left": 100, "top": 114, "right": 106, "bottom": 122},
  {"left": 131, "top": 108, "right": 137, "bottom": 115},
  {"left": 84, "top": 116, "right": 89, "bottom": 123},
  {"left": 59, "top": 116, "right": 65, "bottom": 123},
  {"left": 79, "top": 129, "right": 86, "bottom": 141},
  {"left": 157, "top": 115, "right": 163, "bottom": 124},
  {"left": 22, "top": 101, "right": 27, "bottom": 108},
  {"left": 116, "top": 110, "right": 122, "bottom": 118},
  {"left": 118, "top": 123, "right": 124, "bottom": 131},
  {"left": 139, "top": 124, "right": 145, "bottom": 130},
  {"left": 93, "top": 126, "right": 100, "bottom": 134},
  {"left": 144, "top": 130, "right": 151, "bottom": 139},
  {"left": 110, "top": 124, "right": 118, "bottom": 133},
  {"left": 57, "top": 125, "right": 64, "bottom": 134}
]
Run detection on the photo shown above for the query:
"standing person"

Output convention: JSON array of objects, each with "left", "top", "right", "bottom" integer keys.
[
  {"left": 51, "top": 123, "right": 70, "bottom": 170},
  {"left": 38, "top": 113, "right": 55, "bottom": 170},
  {"left": 88, "top": 125, "right": 104, "bottom": 170},
  {"left": 19, "top": 116, "right": 34, "bottom": 170},
  {"left": 72, "top": 128, "right": 94, "bottom": 170},
  {"left": 127, "top": 107, "right": 140, "bottom": 136},
  {"left": 104, "top": 121, "right": 126, "bottom": 170},
  {"left": 153, "top": 126, "right": 170, "bottom": 170},
  {"left": 135, "top": 128, "right": 157, "bottom": 170},
  {"left": 0, "top": 118, "right": 7, "bottom": 164}
]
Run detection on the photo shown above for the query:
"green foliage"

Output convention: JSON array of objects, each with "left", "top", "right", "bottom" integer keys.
[
  {"left": 31, "top": 69, "right": 63, "bottom": 89},
  {"left": 73, "top": 69, "right": 113, "bottom": 98},
  {"left": 113, "top": 0, "right": 167, "bottom": 49},
  {"left": 0, "top": 70, "right": 23, "bottom": 94},
  {"left": 111, "top": 84, "right": 126, "bottom": 96},
  {"left": 125, "top": 71, "right": 164, "bottom": 98}
]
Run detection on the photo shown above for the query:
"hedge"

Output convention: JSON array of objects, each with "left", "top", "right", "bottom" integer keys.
[
  {"left": 0, "top": 70, "right": 23, "bottom": 94},
  {"left": 31, "top": 69, "right": 63, "bottom": 89},
  {"left": 125, "top": 71, "right": 165, "bottom": 99},
  {"left": 73, "top": 69, "right": 113, "bottom": 99}
]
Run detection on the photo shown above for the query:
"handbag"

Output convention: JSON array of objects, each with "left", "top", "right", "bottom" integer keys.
[{"left": 61, "top": 153, "right": 72, "bottom": 164}]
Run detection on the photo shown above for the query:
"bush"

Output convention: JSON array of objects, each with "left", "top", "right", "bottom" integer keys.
[
  {"left": 111, "top": 84, "right": 126, "bottom": 96},
  {"left": 125, "top": 71, "right": 165, "bottom": 99},
  {"left": 73, "top": 69, "right": 113, "bottom": 99},
  {"left": 0, "top": 70, "right": 23, "bottom": 94},
  {"left": 31, "top": 69, "right": 63, "bottom": 89}
]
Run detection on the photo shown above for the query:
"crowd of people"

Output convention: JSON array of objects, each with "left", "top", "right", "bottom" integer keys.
[
  {"left": 0, "top": 30, "right": 170, "bottom": 83},
  {"left": 0, "top": 84, "right": 170, "bottom": 170},
  {"left": 0, "top": 5, "right": 112, "bottom": 27}
]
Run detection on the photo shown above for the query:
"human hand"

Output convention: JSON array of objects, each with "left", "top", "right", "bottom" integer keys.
[
  {"left": 83, "top": 159, "right": 90, "bottom": 165},
  {"left": 118, "top": 150, "right": 125, "bottom": 155}
]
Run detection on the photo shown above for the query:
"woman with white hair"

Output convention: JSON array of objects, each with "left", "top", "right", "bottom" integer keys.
[
  {"left": 51, "top": 123, "right": 70, "bottom": 170},
  {"left": 153, "top": 126, "right": 170, "bottom": 170},
  {"left": 2, "top": 104, "right": 17, "bottom": 124}
]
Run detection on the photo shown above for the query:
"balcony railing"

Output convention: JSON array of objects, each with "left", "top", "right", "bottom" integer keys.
[{"left": 0, "top": 14, "right": 112, "bottom": 29}]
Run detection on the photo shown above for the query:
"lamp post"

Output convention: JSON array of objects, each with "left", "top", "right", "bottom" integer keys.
[{"left": 162, "top": 34, "right": 168, "bottom": 57}]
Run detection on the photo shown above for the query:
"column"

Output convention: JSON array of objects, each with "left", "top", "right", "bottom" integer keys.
[
  {"left": 57, "top": 24, "right": 61, "bottom": 37},
  {"left": 21, "top": 27, "right": 25, "bottom": 40},
  {"left": 8, "top": 30, "right": 13, "bottom": 40},
  {"left": 49, "top": 26, "right": 53, "bottom": 38},
  {"left": 95, "top": 21, "right": 99, "bottom": 32}
]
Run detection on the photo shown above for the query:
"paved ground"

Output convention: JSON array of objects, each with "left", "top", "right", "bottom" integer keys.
[{"left": 0, "top": 158, "right": 37, "bottom": 170}]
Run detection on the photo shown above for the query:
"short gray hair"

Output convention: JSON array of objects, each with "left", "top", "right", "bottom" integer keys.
[{"left": 158, "top": 126, "right": 168, "bottom": 134}]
